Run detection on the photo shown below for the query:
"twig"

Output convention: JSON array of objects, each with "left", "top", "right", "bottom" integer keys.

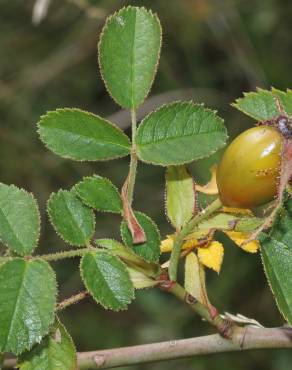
[
  {"left": 35, "top": 247, "right": 95, "bottom": 262},
  {"left": 1, "top": 247, "right": 96, "bottom": 264},
  {"left": 56, "top": 291, "right": 89, "bottom": 311},
  {"left": 167, "top": 282, "right": 230, "bottom": 336},
  {"left": 3, "top": 327, "right": 292, "bottom": 369},
  {"left": 169, "top": 198, "right": 223, "bottom": 281}
]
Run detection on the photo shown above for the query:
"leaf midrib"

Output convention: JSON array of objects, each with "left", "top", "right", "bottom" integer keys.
[
  {"left": 92, "top": 253, "right": 125, "bottom": 307},
  {"left": 130, "top": 9, "right": 137, "bottom": 108},
  {"left": 61, "top": 193, "right": 92, "bottom": 244},
  {"left": 4, "top": 261, "right": 28, "bottom": 351},
  {"left": 43, "top": 126, "right": 130, "bottom": 151},
  {"left": 137, "top": 130, "right": 225, "bottom": 147},
  {"left": 0, "top": 204, "right": 25, "bottom": 252}
]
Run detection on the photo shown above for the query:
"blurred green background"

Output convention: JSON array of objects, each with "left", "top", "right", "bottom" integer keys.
[{"left": 1, "top": 0, "right": 292, "bottom": 369}]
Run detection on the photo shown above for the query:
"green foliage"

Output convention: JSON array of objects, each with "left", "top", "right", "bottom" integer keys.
[
  {"left": 232, "top": 88, "right": 292, "bottom": 120},
  {"left": 136, "top": 102, "right": 227, "bottom": 165},
  {"left": 95, "top": 238, "right": 160, "bottom": 278},
  {"left": 0, "top": 259, "right": 56, "bottom": 355},
  {"left": 81, "top": 251, "right": 134, "bottom": 311},
  {"left": 272, "top": 88, "right": 292, "bottom": 115},
  {"left": 196, "top": 213, "right": 262, "bottom": 232},
  {"left": 98, "top": 6, "right": 161, "bottom": 109},
  {"left": 261, "top": 200, "right": 292, "bottom": 325},
  {"left": 48, "top": 190, "right": 95, "bottom": 246},
  {"left": 38, "top": 109, "right": 131, "bottom": 161},
  {"left": 2, "top": 3, "right": 292, "bottom": 367},
  {"left": 0, "top": 183, "right": 40, "bottom": 256},
  {"left": 166, "top": 165, "right": 195, "bottom": 230},
  {"left": 184, "top": 252, "right": 206, "bottom": 303},
  {"left": 121, "top": 211, "right": 160, "bottom": 263},
  {"left": 74, "top": 175, "right": 122, "bottom": 213},
  {"left": 127, "top": 267, "right": 157, "bottom": 289},
  {"left": 18, "top": 319, "right": 77, "bottom": 370}
]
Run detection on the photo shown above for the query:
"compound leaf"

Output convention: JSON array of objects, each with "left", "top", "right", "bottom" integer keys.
[
  {"left": 0, "top": 183, "right": 40, "bottom": 256},
  {"left": 38, "top": 109, "right": 131, "bottom": 161},
  {"left": 81, "top": 251, "right": 134, "bottom": 311},
  {"left": 0, "top": 259, "right": 57, "bottom": 355},
  {"left": 98, "top": 6, "right": 161, "bottom": 109},
  {"left": 48, "top": 190, "right": 95, "bottom": 246},
  {"left": 136, "top": 102, "right": 227, "bottom": 166}
]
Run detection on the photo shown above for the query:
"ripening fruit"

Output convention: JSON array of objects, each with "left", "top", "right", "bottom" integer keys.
[{"left": 217, "top": 126, "right": 282, "bottom": 208}]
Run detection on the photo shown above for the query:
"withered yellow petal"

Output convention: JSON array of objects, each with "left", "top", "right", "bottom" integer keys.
[
  {"left": 160, "top": 235, "right": 200, "bottom": 253},
  {"left": 196, "top": 165, "right": 218, "bottom": 195},
  {"left": 160, "top": 235, "right": 174, "bottom": 253},
  {"left": 197, "top": 241, "right": 224, "bottom": 273},
  {"left": 222, "top": 207, "right": 253, "bottom": 215},
  {"left": 226, "top": 231, "right": 259, "bottom": 253}
]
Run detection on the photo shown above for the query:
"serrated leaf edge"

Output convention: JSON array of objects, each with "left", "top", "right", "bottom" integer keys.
[
  {"left": 231, "top": 87, "right": 279, "bottom": 121},
  {"left": 80, "top": 251, "right": 135, "bottom": 311},
  {"left": 98, "top": 5, "right": 162, "bottom": 110},
  {"left": 136, "top": 100, "right": 227, "bottom": 166},
  {"left": 73, "top": 174, "right": 122, "bottom": 214},
  {"left": 47, "top": 189, "right": 95, "bottom": 247},
  {"left": 261, "top": 237, "right": 292, "bottom": 324},
  {"left": 0, "top": 183, "right": 41, "bottom": 256},
  {"left": 37, "top": 108, "right": 131, "bottom": 162},
  {"left": 0, "top": 258, "right": 57, "bottom": 355}
]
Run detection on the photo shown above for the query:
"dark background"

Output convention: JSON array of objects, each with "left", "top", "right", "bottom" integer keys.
[{"left": 1, "top": 0, "right": 292, "bottom": 369}]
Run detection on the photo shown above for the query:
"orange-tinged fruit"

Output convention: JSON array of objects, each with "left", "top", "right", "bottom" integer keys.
[{"left": 217, "top": 126, "right": 282, "bottom": 208}]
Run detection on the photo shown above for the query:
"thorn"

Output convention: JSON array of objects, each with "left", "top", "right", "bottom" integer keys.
[{"left": 209, "top": 305, "right": 218, "bottom": 320}]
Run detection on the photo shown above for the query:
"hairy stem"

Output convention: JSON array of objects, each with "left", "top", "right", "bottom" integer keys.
[
  {"left": 127, "top": 109, "right": 138, "bottom": 205},
  {"left": 3, "top": 327, "right": 292, "bottom": 369},
  {"left": 169, "top": 198, "right": 222, "bottom": 281},
  {"left": 35, "top": 247, "right": 95, "bottom": 261},
  {"left": 56, "top": 290, "right": 89, "bottom": 311}
]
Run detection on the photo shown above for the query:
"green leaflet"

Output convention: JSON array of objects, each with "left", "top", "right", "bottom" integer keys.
[
  {"left": 18, "top": 319, "right": 77, "bottom": 370},
  {"left": 166, "top": 165, "right": 195, "bottom": 230},
  {"left": 38, "top": 109, "right": 131, "bottom": 161},
  {"left": 95, "top": 238, "right": 160, "bottom": 278},
  {"left": 48, "top": 190, "right": 95, "bottom": 246},
  {"left": 0, "top": 183, "right": 40, "bottom": 256},
  {"left": 260, "top": 200, "right": 292, "bottom": 325},
  {"left": 0, "top": 259, "right": 57, "bottom": 355},
  {"left": 272, "top": 88, "right": 292, "bottom": 115},
  {"left": 120, "top": 211, "right": 160, "bottom": 263},
  {"left": 195, "top": 213, "right": 262, "bottom": 233},
  {"left": 80, "top": 251, "right": 134, "bottom": 311},
  {"left": 136, "top": 102, "right": 227, "bottom": 166},
  {"left": 184, "top": 252, "right": 206, "bottom": 303},
  {"left": 232, "top": 88, "right": 292, "bottom": 121},
  {"left": 98, "top": 6, "right": 162, "bottom": 109},
  {"left": 74, "top": 175, "right": 122, "bottom": 214},
  {"left": 126, "top": 267, "right": 157, "bottom": 289}
]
